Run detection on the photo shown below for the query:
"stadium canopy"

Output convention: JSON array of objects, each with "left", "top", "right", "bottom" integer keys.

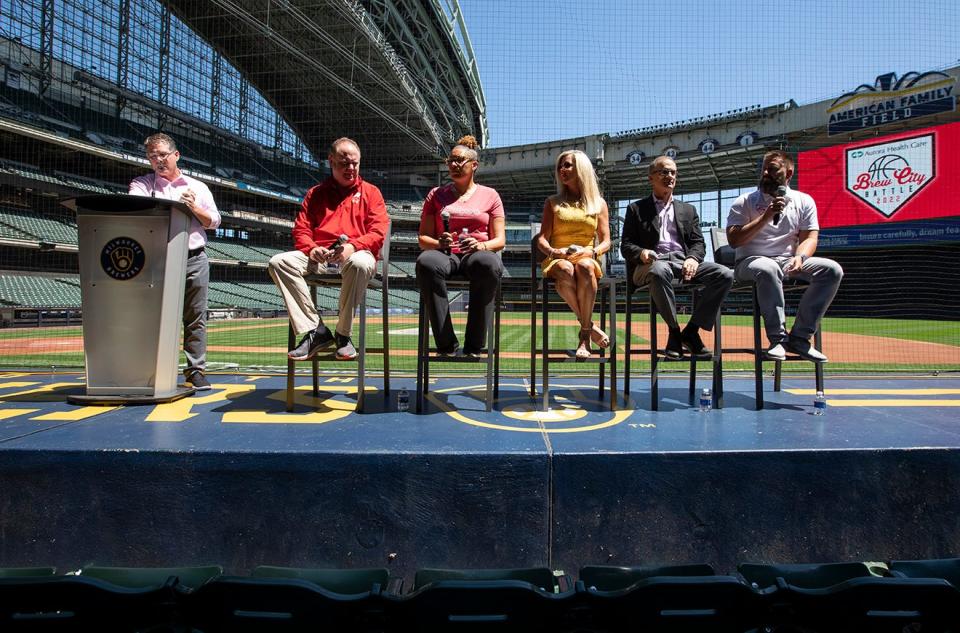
[{"left": 161, "top": 0, "right": 487, "bottom": 168}]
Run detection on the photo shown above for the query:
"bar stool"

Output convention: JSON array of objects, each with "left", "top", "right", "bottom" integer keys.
[
  {"left": 285, "top": 228, "right": 391, "bottom": 413},
  {"left": 623, "top": 265, "right": 721, "bottom": 411},
  {"left": 415, "top": 275, "right": 502, "bottom": 413},
  {"left": 529, "top": 241, "right": 617, "bottom": 411},
  {"left": 710, "top": 227, "right": 824, "bottom": 410}
]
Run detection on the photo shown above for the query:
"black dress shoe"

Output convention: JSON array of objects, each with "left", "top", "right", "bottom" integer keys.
[
  {"left": 664, "top": 328, "right": 683, "bottom": 359},
  {"left": 681, "top": 328, "right": 712, "bottom": 359}
]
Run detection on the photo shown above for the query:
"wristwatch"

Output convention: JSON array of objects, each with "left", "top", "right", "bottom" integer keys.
[{"left": 799, "top": 254, "right": 809, "bottom": 263}]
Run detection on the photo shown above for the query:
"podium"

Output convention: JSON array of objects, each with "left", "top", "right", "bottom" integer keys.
[{"left": 62, "top": 194, "right": 196, "bottom": 404}]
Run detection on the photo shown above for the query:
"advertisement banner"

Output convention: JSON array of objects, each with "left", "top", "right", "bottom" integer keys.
[{"left": 798, "top": 121, "right": 960, "bottom": 228}]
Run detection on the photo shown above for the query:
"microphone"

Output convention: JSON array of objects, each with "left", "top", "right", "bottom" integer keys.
[
  {"left": 325, "top": 234, "right": 349, "bottom": 272},
  {"left": 773, "top": 185, "right": 787, "bottom": 225},
  {"left": 440, "top": 210, "right": 451, "bottom": 252}
]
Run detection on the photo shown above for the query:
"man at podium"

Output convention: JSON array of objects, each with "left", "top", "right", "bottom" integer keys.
[{"left": 129, "top": 133, "right": 221, "bottom": 390}]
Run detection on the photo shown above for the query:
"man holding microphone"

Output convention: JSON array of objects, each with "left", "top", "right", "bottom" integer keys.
[
  {"left": 726, "top": 150, "right": 843, "bottom": 362},
  {"left": 129, "top": 133, "right": 220, "bottom": 390},
  {"left": 269, "top": 137, "right": 388, "bottom": 361}
]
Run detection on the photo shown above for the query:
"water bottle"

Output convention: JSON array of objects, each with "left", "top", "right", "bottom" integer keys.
[
  {"left": 814, "top": 391, "right": 827, "bottom": 416},
  {"left": 397, "top": 388, "right": 409, "bottom": 412},
  {"left": 699, "top": 388, "right": 712, "bottom": 412},
  {"left": 458, "top": 227, "right": 470, "bottom": 250}
]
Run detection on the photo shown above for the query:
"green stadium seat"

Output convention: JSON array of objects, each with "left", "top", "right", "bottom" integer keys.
[
  {"left": 579, "top": 564, "right": 716, "bottom": 591},
  {"left": 252, "top": 566, "right": 392, "bottom": 594},
  {"left": 80, "top": 565, "right": 223, "bottom": 590}
]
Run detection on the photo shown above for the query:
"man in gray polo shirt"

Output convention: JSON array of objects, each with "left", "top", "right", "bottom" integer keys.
[{"left": 726, "top": 150, "right": 843, "bottom": 362}]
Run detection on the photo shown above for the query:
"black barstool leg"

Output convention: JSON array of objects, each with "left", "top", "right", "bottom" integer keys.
[
  {"left": 530, "top": 272, "right": 537, "bottom": 398},
  {"left": 485, "top": 295, "right": 494, "bottom": 412},
  {"left": 753, "top": 287, "right": 764, "bottom": 410},
  {"left": 311, "top": 287, "right": 319, "bottom": 398},
  {"left": 650, "top": 297, "right": 659, "bottom": 412},
  {"left": 815, "top": 327, "right": 825, "bottom": 392},
  {"left": 542, "top": 278, "right": 550, "bottom": 412},
  {"left": 494, "top": 282, "right": 501, "bottom": 400},
  {"left": 286, "top": 324, "right": 296, "bottom": 412},
  {"left": 416, "top": 295, "right": 426, "bottom": 413},
  {"left": 624, "top": 288, "right": 632, "bottom": 400},
  {"left": 357, "top": 295, "right": 366, "bottom": 413},
  {"left": 599, "top": 284, "right": 607, "bottom": 399},
  {"left": 714, "top": 305, "right": 723, "bottom": 409},
  {"left": 609, "top": 279, "right": 618, "bottom": 411}
]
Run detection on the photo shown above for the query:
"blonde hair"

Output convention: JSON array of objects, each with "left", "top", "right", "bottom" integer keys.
[
  {"left": 453, "top": 134, "right": 479, "bottom": 161},
  {"left": 555, "top": 150, "right": 602, "bottom": 216}
]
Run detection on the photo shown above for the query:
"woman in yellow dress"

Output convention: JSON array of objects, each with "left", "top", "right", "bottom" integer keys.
[{"left": 536, "top": 149, "right": 612, "bottom": 359}]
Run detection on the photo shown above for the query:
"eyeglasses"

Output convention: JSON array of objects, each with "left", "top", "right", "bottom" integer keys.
[
  {"left": 147, "top": 151, "right": 174, "bottom": 161},
  {"left": 446, "top": 155, "right": 474, "bottom": 166},
  {"left": 655, "top": 169, "right": 677, "bottom": 177},
  {"left": 332, "top": 159, "right": 360, "bottom": 169}
]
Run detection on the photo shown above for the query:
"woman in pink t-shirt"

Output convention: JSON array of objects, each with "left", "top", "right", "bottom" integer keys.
[{"left": 417, "top": 135, "right": 505, "bottom": 356}]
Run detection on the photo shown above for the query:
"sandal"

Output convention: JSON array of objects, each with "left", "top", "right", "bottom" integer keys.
[
  {"left": 575, "top": 328, "right": 592, "bottom": 360},
  {"left": 589, "top": 323, "right": 610, "bottom": 349}
]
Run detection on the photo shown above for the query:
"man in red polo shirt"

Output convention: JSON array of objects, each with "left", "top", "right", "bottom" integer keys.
[{"left": 269, "top": 137, "right": 389, "bottom": 360}]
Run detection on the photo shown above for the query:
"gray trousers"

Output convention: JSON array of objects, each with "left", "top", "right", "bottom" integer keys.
[
  {"left": 735, "top": 255, "right": 843, "bottom": 344},
  {"left": 183, "top": 251, "right": 209, "bottom": 375},
  {"left": 633, "top": 251, "right": 733, "bottom": 331},
  {"left": 268, "top": 249, "right": 377, "bottom": 337}
]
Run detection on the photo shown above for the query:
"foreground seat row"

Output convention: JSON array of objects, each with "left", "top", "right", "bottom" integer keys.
[{"left": 1, "top": 559, "right": 959, "bottom": 632}]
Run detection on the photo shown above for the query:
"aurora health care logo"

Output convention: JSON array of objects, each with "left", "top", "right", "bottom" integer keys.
[
  {"left": 100, "top": 237, "right": 146, "bottom": 280},
  {"left": 846, "top": 133, "right": 935, "bottom": 218}
]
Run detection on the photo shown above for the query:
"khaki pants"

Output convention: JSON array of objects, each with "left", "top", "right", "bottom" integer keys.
[{"left": 268, "top": 249, "right": 376, "bottom": 337}]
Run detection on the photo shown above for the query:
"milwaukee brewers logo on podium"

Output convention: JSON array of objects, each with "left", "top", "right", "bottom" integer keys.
[{"left": 100, "top": 237, "right": 146, "bottom": 280}]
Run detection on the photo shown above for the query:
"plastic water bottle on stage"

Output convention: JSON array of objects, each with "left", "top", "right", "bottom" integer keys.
[
  {"left": 397, "top": 388, "right": 409, "bottom": 412},
  {"left": 814, "top": 391, "right": 827, "bottom": 415},
  {"left": 699, "top": 388, "right": 711, "bottom": 412}
]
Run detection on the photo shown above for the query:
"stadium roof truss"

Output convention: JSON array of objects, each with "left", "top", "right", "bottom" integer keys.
[{"left": 160, "top": 0, "right": 487, "bottom": 168}]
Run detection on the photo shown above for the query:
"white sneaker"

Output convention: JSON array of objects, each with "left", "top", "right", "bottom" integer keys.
[
  {"left": 764, "top": 343, "right": 786, "bottom": 361},
  {"left": 784, "top": 336, "right": 828, "bottom": 363}
]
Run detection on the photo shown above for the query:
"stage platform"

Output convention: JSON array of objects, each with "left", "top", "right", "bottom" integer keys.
[{"left": 1, "top": 371, "right": 958, "bottom": 583}]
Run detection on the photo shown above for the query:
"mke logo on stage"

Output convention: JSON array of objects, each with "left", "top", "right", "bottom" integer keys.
[
  {"left": 846, "top": 133, "right": 935, "bottom": 217},
  {"left": 101, "top": 237, "right": 145, "bottom": 280},
  {"left": 827, "top": 71, "right": 955, "bottom": 135}
]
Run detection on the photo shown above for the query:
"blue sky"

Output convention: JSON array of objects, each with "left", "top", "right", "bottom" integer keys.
[{"left": 459, "top": 0, "right": 960, "bottom": 148}]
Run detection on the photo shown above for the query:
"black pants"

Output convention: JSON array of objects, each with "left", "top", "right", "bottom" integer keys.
[{"left": 416, "top": 249, "right": 502, "bottom": 352}]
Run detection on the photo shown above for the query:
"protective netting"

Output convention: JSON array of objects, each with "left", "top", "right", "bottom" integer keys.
[{"left": 1, "top": 0, "right": 958, "bottom": 375}]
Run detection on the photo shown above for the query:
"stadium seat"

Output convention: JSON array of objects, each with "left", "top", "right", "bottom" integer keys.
[
  {"left": 79, "top": 564, "right": 223, "bottom": 590},
  {"left": 0, "top": 567, "right": 56, "bottom": 578},
  {"left": 252, "top": 565, "right": 395, "bottom": 594},
  {"left": 412, "top": 567, "right": 565, "bottom": 593},
  {"left": 415, "top": 265, "right": 502, "bottom": 414},
  {"left": 0, "top": 574, "right": 181, "bottom": 632},
  {"left": 529, "top": 227, "right": 618, "bottom": 411},
  {"left": 623, "top": 262, "right": 721, "bottom": 411},
  {"left": 711, "top": 227, "right": 825, "bottom": 410},
  {"left": 580, "top": 574, "right": 762, "bottom": 633},
  {"left": 184, "top": 576, "right": 389, "bottom": 632},
  {"left": 737, "top": 561, "right": 883, "bottom": 589},
  {"left": 765, "top": 576, "right": 958, "bottom": 633},
  {"left": 285, "top": 225, "right": 391, "bottom": 414},
  {"left": 889, "top": 557, "right": 960, "bottom": 587},
  {"left": 579, "top": 563, "right": 716, "bottom": 591},
  {"left": 401, "top": 578, "right": 572, "bottom": 632}
]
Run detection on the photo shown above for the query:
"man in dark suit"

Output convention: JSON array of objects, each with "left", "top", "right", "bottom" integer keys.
[{"left": 621, "top": 156, "right": 733, "bottom": 358}]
